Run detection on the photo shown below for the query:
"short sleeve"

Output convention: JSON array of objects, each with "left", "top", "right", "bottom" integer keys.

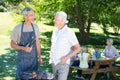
[
  {"left": 99, "top": 52, "right": 101, "bottom": 56},
  {"left": 35, "top": 25, "right": 40, "bottom": 39},
  {"left": 68, "top": 30, "right": 79, "bottom": 46},
  {"left": 10, "top": 27, "right": 19, "bottom": 42},
  {"left": 113, "top": 47, "right": 119, "bottom": 57}
]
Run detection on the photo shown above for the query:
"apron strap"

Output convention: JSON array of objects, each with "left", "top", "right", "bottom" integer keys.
[
  {"left": 19, "top": 22, "right": 24, "bottom": 45},
  {"left": 31, "top": 23, "right": 36, "bottom": 39},
  {"left": 19, "top": 22, "right": 36, "bottom": 45},
  {"left": 21, "top": 22, "right": 24, "bottom": 33}
]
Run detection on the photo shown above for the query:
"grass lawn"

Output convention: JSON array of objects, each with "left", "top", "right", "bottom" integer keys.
[{"left": 0, "top": 12, "right": 120, "bottom": 80}]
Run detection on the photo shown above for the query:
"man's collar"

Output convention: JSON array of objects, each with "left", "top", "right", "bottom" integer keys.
[{"left": 57, "top": 25, "right": 67, "bottom": 31}]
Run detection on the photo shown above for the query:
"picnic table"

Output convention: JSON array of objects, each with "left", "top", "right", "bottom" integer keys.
[{"left": 70, "top": 57, "right": 120, "bottom": 80}]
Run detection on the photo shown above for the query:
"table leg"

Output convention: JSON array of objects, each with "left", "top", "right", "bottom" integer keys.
[
  {"left": 69, "top": 68, "right": 73, "bottom": 74},
  {"left": 112, "top": 71, "right": 117, "bottom": 80},
  {"left": 91, "top": 72, "right": 97, "bottom": 80}
]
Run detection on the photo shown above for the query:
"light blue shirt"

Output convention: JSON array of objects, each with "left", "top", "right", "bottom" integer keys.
[
  {"left": 93, "top": 52, "right": 101, "bottom": 57},
  {"left": 104, "top": 46, "right": 119, "bottom": 60}
]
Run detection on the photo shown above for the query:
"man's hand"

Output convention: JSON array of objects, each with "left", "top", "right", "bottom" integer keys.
[
  {"left": 115, "top": 56, "right": 119, "bottom": 61},
  {"left": 60, "top": 56, "right": 68, "bottom": 64},
  {"left": 24, "top": 47, "right": 32, "bottom": 53},
  {"left": 38, "top": 58, "right": 42, "bottom": 64}
]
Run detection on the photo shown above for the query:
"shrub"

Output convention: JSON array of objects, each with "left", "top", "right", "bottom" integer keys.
[{"left": 0, "top": 6, "right": 7, "bottom": 12}]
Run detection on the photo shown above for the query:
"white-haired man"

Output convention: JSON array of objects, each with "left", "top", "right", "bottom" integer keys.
[
  {"left": 10, "top": 7, "right": 42, "bottom": 79},
  {"left": 49, "top": 11, "right": 80, "bottom": 80}
]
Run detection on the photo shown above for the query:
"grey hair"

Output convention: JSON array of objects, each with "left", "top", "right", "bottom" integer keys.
[
  {"left": 81, "top": 46, "right": 87, "bottom": 52},
  {"left": 55, "top": 11, "right": 67, "bottom": 23},
  {"left": 107, "top": 38, "right": 113, "bottom": 44},
  {"left": 21, "top": 7, "right": 34, "bottom": 15}
]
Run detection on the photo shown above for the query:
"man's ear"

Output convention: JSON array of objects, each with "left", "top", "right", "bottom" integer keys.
[{"left": 24, "top": 15, "right": 27, "bottom": 20}]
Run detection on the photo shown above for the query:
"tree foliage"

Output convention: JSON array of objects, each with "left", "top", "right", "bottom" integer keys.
[
  {"left": 5, "top": 0, "right": 23, "bottom": 5},
  {"left": 5, "top": 0, "right": 120, "bottom": 43},
  {"left": 98, "top": 0, "right": 120, "bottom": 35}
]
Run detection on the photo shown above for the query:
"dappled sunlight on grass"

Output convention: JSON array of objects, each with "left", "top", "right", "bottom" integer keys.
[
  {"left": 0, "top": 48, "right": 17, "bottom": 80},
  {"left": 0, "top": 38, "right": 10, "bottom": 56},
  {"left": 0, "top": 12, "right": 16, "bottom": 36},
  {"left": 3, "top": 76, "right": 13, "bottom": 80}
]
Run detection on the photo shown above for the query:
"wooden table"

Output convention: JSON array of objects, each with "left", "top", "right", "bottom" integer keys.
[
  {"left": 89, "top": 57, "right": 117, "bottom": 80},
  {"left": 70, "top": 57, "right": 120, "bottom": 80}
]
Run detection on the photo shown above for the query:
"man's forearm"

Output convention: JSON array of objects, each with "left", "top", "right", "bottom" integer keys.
[
  {"left": 66, "top": 44, "right": 80, "bottom": 59},
  {"left": 67, "top": 48, "right": 80, "bottom": 59},
  {"left": 11, "top": 40, "right": 25, "bottom": 51},
  {"left": 36, "top": 39, "right": 42, "bottom": 58}
]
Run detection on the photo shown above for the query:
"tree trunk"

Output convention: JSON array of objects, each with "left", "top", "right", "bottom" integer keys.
[
  {"left": 102, "top": 22, "right": 109, "bottom": 37},
  {"left": 76, "top": 0, "right": 89, "bottom": 43},
  {"left": 87, "top": 0, "right": 94, "bottom": 34},
  {"left": 76, "top": 0, "right": 94, "bottom": 43}
]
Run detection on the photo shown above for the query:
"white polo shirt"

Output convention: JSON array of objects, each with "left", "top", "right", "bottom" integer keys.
[{"left": 49, "top": 25, "right": 79, "bottom": 65}]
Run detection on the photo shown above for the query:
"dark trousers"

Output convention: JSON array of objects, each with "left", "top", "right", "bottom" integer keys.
[{"left": 71, "top": 60, "right": 82, "bottom": 77}]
